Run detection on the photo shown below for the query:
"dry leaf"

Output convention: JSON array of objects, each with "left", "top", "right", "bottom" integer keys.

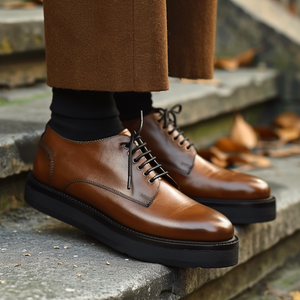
[
  {"left": 289, "top": 3, "right": 299, "bottom": 15},
  {"left": 0, "top": 281, "right": 5, "bottom": 284},
  {"left": 64, "top": 246, "right": 69, "bottom": 249},
  {"left": 275, "top": 128, "right": 300, "bottom": 143},
  {"left": 181, "top": 78, "right": 222, "bottom": 86},
  {"left": 241, "top": 153, "right": 272, "bottom": 168},
  {"left": 214, "top": 58, "right": 239, "bottom": 71},
  {"left": 53, "top": 246, "right": 60, "bottom": 249},
  {"left": 263, "top": 146, "right": 300, "bottom": 157},
  {"left": 14, "top": 264, "right": 21, "bottom": 267},
  {"left": 215, "top": 137, "right": 251, "bottom": 153},
  {"left": 25, "top": 253, "right": 31, "bottom": 256},
  {"left": 58, "top": 262, "right": 63, "bottom": 265},
  {"left": 73, "top": 265, "right": 78, "bottom": 268},
  {"left": 231, "top": 114, "right": 258, "bottom": 149},
  {"left": 36, "top": 230, "right": 41, "bottom": 233},
  {"left": 290, "top": 291, "right": 300, "bottom": 300},
  {"left": 210, "top": 147, "right": 229, "bottom": 161},
  {"left": 106, "top": 261, "right": 111, "bottom": 265},
  {"left": 197, "top": 149, "right": 214, "bottom": 160},
  {"left": 253, "top": 126, "right": 279, "bottom": 140},
  {"left": 273, "top": 112, "right": 300, "bottom": 129},
  {"left": 236, "top": 48, "right": 257, "bottom": 67},
  {"left": 77, "top": 274, "right": 82, "bottom": 277},
  {"left": 2, "top": 1, "right": 38, "bottom": 9},
  {"left": 210, "top": 156, "right": 228, "bottom": 168},
  {"left": 226, "top": 155, "right": 249, "bottom": 165},
  {"left": 215, "top": 46, "right": 263, "bottom": 70}
]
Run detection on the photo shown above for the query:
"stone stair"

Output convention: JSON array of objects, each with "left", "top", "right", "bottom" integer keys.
[
  {"left": 2, "top": 68, "right": 300, "bottom": 300},
  {"left": 217, "top": 0, "right": 300, "bottom": 104}
]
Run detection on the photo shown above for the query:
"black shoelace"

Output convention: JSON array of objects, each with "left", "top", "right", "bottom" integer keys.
[
  {"left": 156, "top": 104, "right": 194, "bottom": 150},
  {"left": 120, "top": 112, "right": 169, "bottom": 190}
]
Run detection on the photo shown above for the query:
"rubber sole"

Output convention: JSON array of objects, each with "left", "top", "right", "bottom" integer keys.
[
  {"left": 24, "top": 172, "right": 239, "bottom": 268},
  {"left": 190, "top": 196, "right": 276, "bottom": 225}
]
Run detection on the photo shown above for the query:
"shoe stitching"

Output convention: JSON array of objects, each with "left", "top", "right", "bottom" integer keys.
[
  {"left": 30, "top": 175, "right": 237, "bottom": 247},
  {"left": 63, "top": 178, "right": 158, "bottom": 207},
  {"left": 39, "top": 140, "right": 54, "bottom": 186}
]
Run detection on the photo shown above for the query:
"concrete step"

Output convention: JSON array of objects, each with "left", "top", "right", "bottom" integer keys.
[
  {"left": 0, "top": 8, "right": 44, "bottom": 55},
  {"left": 0, "top": 68, "right": 278, "bottom": 180},
  {"left": 0, "top": 8, "right": 45, "bottom": 87},
  {"left": 217, "top": 0, "right": 300, "bottom": 102},
  {"left": 0, "top": 156, "right": 300, "bottom": 300}
]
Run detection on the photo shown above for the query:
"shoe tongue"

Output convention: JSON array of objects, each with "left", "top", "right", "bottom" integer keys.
[{"left": 118, "top": 128, "right": 131, "bottom": 136}]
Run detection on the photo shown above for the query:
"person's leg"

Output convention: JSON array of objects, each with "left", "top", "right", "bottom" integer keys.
[
  {"left": 49, "top": 89, "right": 123, "bottom": 141},
  {"left": 116, "top": 0, "right": 276, "bottom": 225},
  {"left": 114, "top": 92, "right": 153, "bottom": 122},
  {"left": 24, "top": 0, "right": 239, "bottom": 268}
]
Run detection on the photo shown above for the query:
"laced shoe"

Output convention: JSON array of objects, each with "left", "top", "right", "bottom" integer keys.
[
  {"left": 25, "top": 117, "right": 239, "bottom": 268},
  {"left": 122, "top": 105, "right": 276, "bottom": 224}
]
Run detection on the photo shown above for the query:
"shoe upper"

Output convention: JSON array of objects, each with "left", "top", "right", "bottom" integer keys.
[
  {"left": 33, "top": 125, "right": 234, "bottom": 242},
  {"left": 122, "top": 108, "right": 271, "bottom": 200}
]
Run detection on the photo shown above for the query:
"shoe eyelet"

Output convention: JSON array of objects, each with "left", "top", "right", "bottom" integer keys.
[
  {"left": 143, "top": 172, "right": 149, "bottom": 177},
  {"left": 121, "top": 144, "right": 129, "bottom": 150},
  {"left": 178, "top": 141, "right": 184, "bottom": 147},
  {"left": 172, "top": 136, "right": 177, "bottom": 142},
  {"left": 137, "top": 165, "right": 142, "bottom": 171},
  {"left": 132, "top": 158, "right": 138, "bottom": 164},
  {"left": 185, "top": 146, "right": 190, "bottom": 151},
  {"left": 148, "top": 178, "right": 155, "bottom": 185},
  {"left": 155, "top": 119, "right": 161, "bottom": 125}
]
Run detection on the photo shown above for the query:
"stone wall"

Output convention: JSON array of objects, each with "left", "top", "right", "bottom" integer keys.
[{"left": 216, "top": 0, "right": 300, "bottom": 102}]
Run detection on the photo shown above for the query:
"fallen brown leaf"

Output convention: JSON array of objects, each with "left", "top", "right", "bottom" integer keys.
[
  {"left": 289, "top": 3, "right": 299, "bottom": 15},
  {"left": 231, "top": 114, "right": 258, "bottom": 149},
  {"left": 210, "top": 156, "right": 228, "bottom": 168},
  {"left": 181, "top": 78, "right": 222, "bottom": 86},
  {"left": 253, "top": 126, "right": 279, "bottom": 140},
  {"left": 290, "top": 291, "right": 300, "bottom": 300},
  {"left": 275, "top": 127, "right": 300, "bottom": 144},
  {"left": 236, "top": 48, "right": 257, "bottom": 67},
  {"left": 214, "top": 58, "right": 239, "bottom": 71},
  {"left": 273, "top": 112, "right": 300, "bottom": 129},
  {"left": 215, "top": 137, "right": 251, "bottom": 154},
  {"left": 215, "top": 45, "right": 264, "bottom": 70},
  {"left": 210, "top": 146, "right": 229, "bottom": 161},
  {"left": 14, "top": 264, "right": 21, "bottom": 267},
  {"left": 226, "top": 155, "right": 249, "bottom": 165},
  {"left": 2, "top": 1, "right": 38, "bottom": 9},
  {"left": 241, "top": 153, "right": 272, "bottom": 168},
  {"left": 197, "top": 149, "right": 214, "bottom": 160},
  {"left": 262, "top": 146, "right": 300, "bottom": 157}
]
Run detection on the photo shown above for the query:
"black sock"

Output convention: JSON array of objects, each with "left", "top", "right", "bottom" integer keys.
[
  {"left": 114, "top": 92, "right": 154, "bottom": 121},
  {"left": 49, "top": 88, "right": 124, "bottom": 141}
]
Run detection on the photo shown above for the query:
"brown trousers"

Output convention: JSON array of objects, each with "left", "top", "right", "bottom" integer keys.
[{"left": 44, "top": 0, "right": 218, "bottom": 92}]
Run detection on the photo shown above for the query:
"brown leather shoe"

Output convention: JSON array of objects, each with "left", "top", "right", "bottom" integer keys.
[
  {"left": 25, "top": 122, "right": 238, "bottom": 268},
  {"left": 122, "top": 105, "right": 276, "bottom": 224}
]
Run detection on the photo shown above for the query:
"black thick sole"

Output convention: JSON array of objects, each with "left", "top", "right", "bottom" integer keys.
[
  {"left": 190, "top": 196, "right": 276, "bottom": 225},
  {"left": 24, "top": 172, "right": 239, "bottom": 268}
]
